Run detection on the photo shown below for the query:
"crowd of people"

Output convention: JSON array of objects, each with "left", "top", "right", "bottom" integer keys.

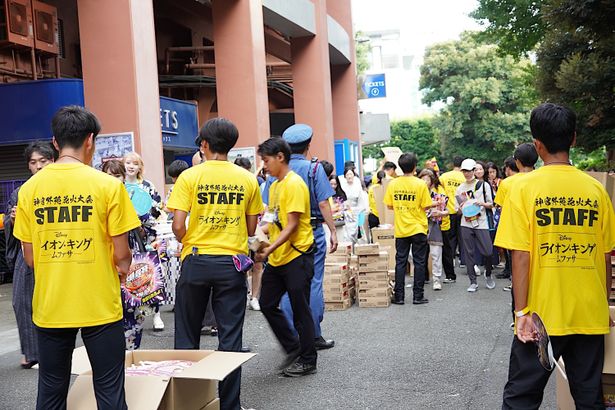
[{"left": 2, "top": 102, "right": 614, "bottom": 410}]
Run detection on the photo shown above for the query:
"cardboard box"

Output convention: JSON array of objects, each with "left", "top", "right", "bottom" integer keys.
[
  {"left": 324, "top": 280, "right": 352, "bottom": 293},
  {"left": 358, "top": 287, "right": 390, "bottom": 298},
  {"left": 557, "top": 306, "right": 615, "bottom": 409},
  {"left": 326, "top": 254, "right": 350, "bottom": 264},
  {"left": 324, "top": 289, "right": 351, "bottom": 302},
  {"left": 357, "top": 271, "right": 389, "bottom": 281},
  {"left": 333, "top": 242, "right": 353, "bottom": 255},
  {"left": 371, "top": 227, "right": 395, "bottom": 244},
  {"left": 357, "top": 278, "right": 389, "bottom": 289},
  {"left": 358, "top": 260, "right": 389, "bottom": 273},
  {"left": 380, "top": 246, "right": 396, "bottom": 270},
  {"left": 200, "top": 399, "right": 220, "bottom": 410},
  {"left": 358, "top": 295, "right": 391, "bottom": 308},
  {"left": 68, "top": 348, "right": 254, "bottom": 410},
  {"left": 248, "top": 226, "right": 270, "bottom": 252},
  {"left": 372, "top": 180, "right": 395, "bottom": 226},
  {"left": 325, "top": 299, "right": 353, "bottom": 311},
  {"left": 324, "top": 263, "right": 349, "bottom": 276},
  {"left": 354, "top": 243, "right": 380, "bottom": 255}
]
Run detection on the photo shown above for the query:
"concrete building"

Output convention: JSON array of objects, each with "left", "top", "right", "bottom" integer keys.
[{"left": 0, "top": 0, "right": 361, "bottom": 209}]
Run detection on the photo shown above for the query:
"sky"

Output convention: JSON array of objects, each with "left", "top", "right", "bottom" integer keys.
[
  {"left": 351, "top": 0, "right": 482, "bottom": 55},
  {"left": 351, "top": 0, "right": 483, "bottom": 121}
]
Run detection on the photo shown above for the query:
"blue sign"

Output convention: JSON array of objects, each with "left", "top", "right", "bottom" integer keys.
[
  {"left": 362, "top": 73, "right": 386, "bottom": 99},
  {"left": 0, "top": 80, "right": 199, "bottom": 150},
  {"left": 159, "top": 97, "right": 199, "bottom": 150}
]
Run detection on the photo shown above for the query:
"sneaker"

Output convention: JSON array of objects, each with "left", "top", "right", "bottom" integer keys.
[
  {"left": 459, "top": 263, "right": 466, "bottom": 268},
  {"left": 503, "top": 284, "right": 512, "bottom": 292},
  {"left": 153, "top": 311, "right": 164, "bottom": 331},
  {"left": 473, "top": 265, "right": 482, "bottom": 277},
  {"left": 485, "top": 276, "right": 496, "bottom": 289},
  {"left": 248, "top": 297, "right": 261, "bottom": 311},
  {"left": 433, "top": 280, "right": 442, "bottom": 291},
  {"left": 443, "top": 278, "right": 456, "bottom": 284},
  {"left": 467, "top": 283, "right": 479, "bottom": 292},
  {"left": 495, "top": 262, "right": 506, "bottom": 268}
]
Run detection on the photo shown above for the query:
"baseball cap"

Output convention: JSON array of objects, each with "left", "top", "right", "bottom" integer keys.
[{"left": 460, "top": 158, "right": 476, "bottom": 171}]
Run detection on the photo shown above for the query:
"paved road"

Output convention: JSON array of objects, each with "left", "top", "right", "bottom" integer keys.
[{"left": 0, "top": 267, "right": 556, "bottom": 409}]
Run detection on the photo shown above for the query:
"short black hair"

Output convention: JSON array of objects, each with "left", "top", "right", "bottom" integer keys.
[
  {"left": 320, "top": 160, "right": 334, "bottom": 177},
  {"left": 383, "top": 161, "right": 397, "bottom": 171},
  {"left": 196, "top": 118, "right": 239, "bottom": 154},
  {"left": 344, "top": 160, "right": 356, "bottom": 171},
  {"left": 51, "top": 105, "right": 101, "bottom": 149},
  {"left": 485, "top": 162, "right": 501, "bottom": 179},
  {"left": 453, "top": 156, "right": 464, "bottom": 168},
  {"left": 530, "top": 103, "right": 576, "bottom": 154},
  {"left": 513, "top": 143, "right": 539, "bottom": 167},
  {"left": 24, "top": 141, "right": 55, "bottom": 162},
  {"left": 398, "top": 153, "right": 418, "bottom": 174},
  {"left": 503, "top": 156, "right": 519, "bottom": 173},
  {"left": 288, "top": 139, "right": 311, "bottom": 155},
  {"left": 257, "top": 137, "right": 291, "bottom": 164},
  {"left": 234, "top": 157, "right": 252, "bottom": 171},
  {"left": 168, "top": 159, "right": 189, "bottom": 178}
]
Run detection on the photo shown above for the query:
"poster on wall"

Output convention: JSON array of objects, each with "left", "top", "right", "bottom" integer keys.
[
  {"left": 92, "top": 132, "right": 135, "bottom": 170},
  {"left": 228, "top": 147, "right": 257, "bottom": 173}
]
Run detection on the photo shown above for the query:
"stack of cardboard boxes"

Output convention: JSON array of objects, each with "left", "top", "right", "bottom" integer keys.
[
  {"left": 355, "top": 243, "right": 391, "bottom": 308},
  {"left": 324, "top": 243, "right": 356, "bottom": 311},
  {"left": 371, "top": 227, "right": 397, "bottom": 284}
]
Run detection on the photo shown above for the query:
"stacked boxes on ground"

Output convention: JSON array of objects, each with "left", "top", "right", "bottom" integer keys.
[
  {"left": 371, "top": 227, "right": 397, "bottom": 286},
  {"left": 355, "top": 243, "right": 391, "bottom": 308},
  {"left": 324, "top": 243, "right": 356, "bottom": 311}
]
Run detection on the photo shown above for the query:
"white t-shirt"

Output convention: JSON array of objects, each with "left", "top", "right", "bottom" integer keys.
[{"left": 456, "top": 179, "right": 494, "bottom": 230}]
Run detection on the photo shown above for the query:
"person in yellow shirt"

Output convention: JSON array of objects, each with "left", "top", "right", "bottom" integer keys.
[
  {"left": 495, "top": 103, "right": 615, "bottom": 409},
  {"left": 494, "top": 144, "right": 538, "bottom": 287},
  {"left": 439, "top": 156, "right": 466, "bottom": 270},
  {"left": 14, "top": 106, "right": 139, "bottom": 410},
  {"left": 167, "top": 118, "right": 263, "bottom": 410},
  {"left": 371, "top": 161, "right": 397, "bottom": 185},
  {"left": 255, "top": 137, "right": 317, "bottom": 378},
  {"left": 384, "top": 153, "right": 434, "bottom": 305},
  {"left": 368, "top": 170, "right": 385, "bottom": 229}
]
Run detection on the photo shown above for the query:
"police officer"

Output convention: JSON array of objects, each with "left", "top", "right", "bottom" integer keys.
[{"left": 263, "top": 124, "right": 338, "bottom": 349}]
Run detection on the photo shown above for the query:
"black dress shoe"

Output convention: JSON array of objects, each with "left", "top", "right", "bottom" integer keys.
[
  {"left": 495, "top": 272, "right": 511, "bottom": 279},
  {"left": 391, "top": 299, "right": 405, "bottom": 305},
  {"left": 412, "top": 297, "right": 429, "bottom": 305},
  {"left": 278, "top": 348, "right": 301, "bottom": 370},
  {"left": 283, "top": 361, "right": 317, "bottom": 377},
  {"left": 240, "top": 346, "right": 251, "bottom": 353},
  {"left": 315, "top": 336, "right": 335, "bottom": 350}
]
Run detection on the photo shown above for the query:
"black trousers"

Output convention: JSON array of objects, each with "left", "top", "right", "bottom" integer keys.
[
  {"left": 449, "top": 214, "right": 462, "bottom": 258},
  {"left": 368, "top": 213, "right": 380, "bottom": 230},
  {"left": 260, "top": 253, "right": 317, "bottom": 365},
  {"left": 442, "top": 228, "right": 456, "bottom": 280},
  {"left": 503, "top": 334, "right": 604, "bottom": 410},
  {"left": 36, "top": 320, "right": 127, "bottom": 410},
  {"left": 394, "top": 233, "right": 428, "bottom": 301},
  {"left": 175, "top": 255, "right": 247, "bottom": 410}
]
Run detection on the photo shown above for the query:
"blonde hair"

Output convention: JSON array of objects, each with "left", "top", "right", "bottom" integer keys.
[{"left": 123, "top": 151, "right": 144, "bottom": 180}]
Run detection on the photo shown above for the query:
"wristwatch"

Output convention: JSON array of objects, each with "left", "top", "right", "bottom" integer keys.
[{"left": 514, "top": 307, "right": 530, "bottom": 318}]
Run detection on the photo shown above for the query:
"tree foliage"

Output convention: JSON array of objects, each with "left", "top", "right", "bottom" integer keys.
[
  {"left": 471, "top": 0, "right": 545, "bottom": 57},
  {"left": 362, "top": 119, "right": 440, "bottom": 164},
  {"left": 354, "top": 31, "right": 371, "bottom": 76},
  {"left": 472, "top": 0, "right": 615, "bottom": 162},
  {"left": 419, "top": 33, "right": 538, "bottom": 165}
]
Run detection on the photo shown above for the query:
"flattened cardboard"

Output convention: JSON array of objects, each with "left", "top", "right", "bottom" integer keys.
[
  {"left": 324, "top": 263, "right": 349, "bottom": 276},
  {"left": 325, "top": 299, "right": 353, "bottom": 311},
  {"left": 358, "top": 288, "right": 390, "bottom": 298},
  {"left": 357, "top": 271, "right": 389, "bottom": 281}
]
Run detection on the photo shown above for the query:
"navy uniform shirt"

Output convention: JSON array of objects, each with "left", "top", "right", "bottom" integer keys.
[{"left": 263, "top": 154, "right": 335, "bottom": 220}]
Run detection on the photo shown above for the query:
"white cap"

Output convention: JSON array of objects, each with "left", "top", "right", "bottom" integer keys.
[{"left": 460, "top": 158, "right": 476, "bottom": 171}]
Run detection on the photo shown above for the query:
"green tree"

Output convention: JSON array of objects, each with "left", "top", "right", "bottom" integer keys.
[
  {"left": 471, "top": 0, "right": 544, "bottom": 57},
  {"left": 419, "top": 33, "right": 538, "bottom": 165},
  {"left": 355, "top": 31, "right": 371, "bottom": 76},
  {"left": 472, "top": 0, "right": 615, "bottom": 165},
  {"left": 362, "top": 119, "right": 440, "bottom": 164}
]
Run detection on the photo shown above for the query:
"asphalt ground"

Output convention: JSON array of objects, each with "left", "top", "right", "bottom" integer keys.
[{"left": 0, "top": 266, "right": 556, "bottom": 409}]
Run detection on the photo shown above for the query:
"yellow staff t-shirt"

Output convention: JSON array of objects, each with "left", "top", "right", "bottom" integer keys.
[
  {"left": 267, "top": 171, "right": 314, "bottom": 267},
  {"left": 13, "top": 163, "right": 141, "bottom": 328},
  {"left": 495, "top": 165, "right": 615, "bottom": 336},
  {"left": 384, "top": 176, "right": 432, "bottom": 238},
  {"left": 167, "top": 160, "right": 264, "bottom": 260},
  {"left": 439, "top": 170, "right": 465, "bottom": 204},
  {"left": 494, "top": 172, "right": 524, "bottom": 207},
  {"left": 368, "top": 183, "right": 380, "bottom": 217}
]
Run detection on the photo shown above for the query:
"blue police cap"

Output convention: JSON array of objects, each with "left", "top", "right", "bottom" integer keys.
[{"left": 282, "top": 124, "right": 313, "bottom": 145}]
